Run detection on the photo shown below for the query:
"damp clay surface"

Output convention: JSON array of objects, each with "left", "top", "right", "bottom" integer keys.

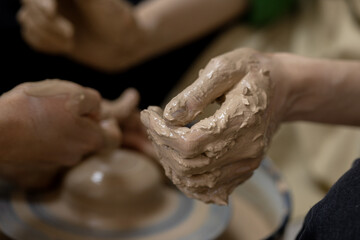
[
  {"left": 47, "top": 149, "right": 165, "bottom": 229},
  {"left": 141, "top": 48, "right": 276, "bottom": 205}
]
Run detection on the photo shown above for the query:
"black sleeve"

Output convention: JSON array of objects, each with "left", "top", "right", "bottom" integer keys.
[{"left": 296, "top": 158, "right": 360, "bottom": 240}]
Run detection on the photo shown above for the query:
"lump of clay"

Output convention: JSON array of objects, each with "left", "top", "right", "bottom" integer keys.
[{"left": 58, "top": 149, "right": 164, "bottom": 228}]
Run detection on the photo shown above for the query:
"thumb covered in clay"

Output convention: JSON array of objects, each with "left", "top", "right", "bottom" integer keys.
[{"left": 163, "top": 48, "right": 261, "bottom": 126}]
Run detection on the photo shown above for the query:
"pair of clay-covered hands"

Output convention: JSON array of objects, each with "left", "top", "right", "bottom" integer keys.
[
  {"left": 141, "top": 48, "right": 289, "bottom": 205},
  {"left": 0, "top": 79, "right": 153, "bottom": 189}
]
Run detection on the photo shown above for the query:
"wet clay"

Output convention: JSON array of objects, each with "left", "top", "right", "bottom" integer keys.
[
  {"left": 141, "top": 48, "right": 273, "bottom": 205},
  {"left": 47, "top": 149, "right": 164, "bottom": 229}
]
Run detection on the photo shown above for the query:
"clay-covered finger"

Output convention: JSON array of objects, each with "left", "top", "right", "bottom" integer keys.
[
  {"left": 101, "top": 88, "right": 140, "bottom": 121},
  {"left": 143, "top": 105, "right": 231, "bottom": 158},
  {"left": 177, "top": 169, "right": 254, "bottom": 205},
  {"left": 165, "top": 155, "right": 260, "bottom": 205},
  {"left": 141, "top": 108, "right": 202, "bottom": 157},
  {"left": 188, "top": 70, "right": 270, "bottom": 158},
  {"left": 185, "top": 172, "right": 253, "bottom": 205},
  {"left": 156, "top": 145, "right": 212, "bottom": 175},
  {"left": 143, "top": 106, "right": 244, "bottom": 159},
  {"left": 142, "top": 69, "right": 269, "bottom": 159},
  {"left": 169, "top": 156, "right": 257, "bottom": 189},
  {"left": 163, "top": 54, "right": 248, "bottom": 126}
]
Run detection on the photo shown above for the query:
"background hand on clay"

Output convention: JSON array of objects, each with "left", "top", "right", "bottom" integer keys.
[
  {"left": 141, "top": 48, "right": 287, "bottom": 205},
  {"left": 17, "top": 0, "right": 145, "bottom": 72},
  {"left": 0, "top": 79, "right": 105, "bottom": 189}
]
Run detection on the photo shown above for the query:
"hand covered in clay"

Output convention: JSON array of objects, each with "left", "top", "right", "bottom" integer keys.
[
  {"left": 0, "top": 79, "right": 106, "bottom": 188},
  {"left": 17, "top": 0, "right": 145, "bottom": 72},
  {"left": 141, "top": 48, "right": 288, "bottom": 205}
]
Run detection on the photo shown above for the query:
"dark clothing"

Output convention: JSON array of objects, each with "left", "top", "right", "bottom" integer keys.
[{"left": 297, "top": 158, "right": 360, "bottom": 240}]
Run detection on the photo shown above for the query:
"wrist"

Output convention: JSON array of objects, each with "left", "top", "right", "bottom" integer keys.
[
  {"left": 270, "top": 53, "right": 360, "bottom": 125},
  {"left": 270, "top": 53, "right": 320, "bottom": 122},
  {"left": 262, "top": 52, "right": 300, "bottom": 123}
]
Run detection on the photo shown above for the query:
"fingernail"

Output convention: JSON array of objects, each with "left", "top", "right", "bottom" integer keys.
[
  {"left": 170, "top": 108, "right": 186, "bottom": 120},
  {"left": 164, "top": 103, "right": 186, "bottom": 123}
]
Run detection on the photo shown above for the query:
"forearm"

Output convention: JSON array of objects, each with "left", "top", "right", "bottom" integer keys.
[
  {"left": 135, "top": 0, "right": 248, "bottom": 58},
  {"left": 274, "top": 53, "right": 360, "bottom": 125}
]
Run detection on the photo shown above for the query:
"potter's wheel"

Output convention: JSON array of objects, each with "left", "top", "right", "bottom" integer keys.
[
  {"left": 0, "top": 151, "right": 291, "bottom": 240},
  {"left": 0, "top": 149, "right": 231, "bottom": 240},
  {"left": 218, "top": 157, "right": 291, "bottom": 240}
]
